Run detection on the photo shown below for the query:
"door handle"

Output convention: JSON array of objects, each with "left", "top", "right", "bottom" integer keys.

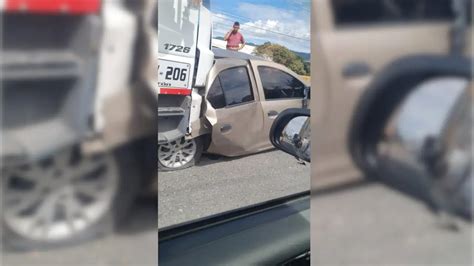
[
  {"left": 342, "top": 62, "right": 371, "bottom": 78},
  {"left": 267, "top": 110, "right": 279, "bottom": 118},
  {"left": 220, "top": 124, "right": 232, "bottom": 133}
]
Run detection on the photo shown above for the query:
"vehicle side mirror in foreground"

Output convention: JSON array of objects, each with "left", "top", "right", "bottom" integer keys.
[
  {"left": 349, "top": 55, "right": 472, "bottom": 219},
  {"left": 270, "top": 108, "right": 310, "bottom": 162},
  {"left": 379, "top": 76, "right": 471, "bottom": 218}
]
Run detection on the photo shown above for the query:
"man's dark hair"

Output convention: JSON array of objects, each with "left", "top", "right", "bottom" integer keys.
[{"left": 234, "top": 21, "right": 240, "bottom": 26}]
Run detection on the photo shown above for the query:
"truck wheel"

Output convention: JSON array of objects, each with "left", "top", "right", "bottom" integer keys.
[
  {"left": 158, "top": 137, "right": 203, "bottom": 171},
  {"left": 2, "top": 145, "right": 140, "bottom": 250}
]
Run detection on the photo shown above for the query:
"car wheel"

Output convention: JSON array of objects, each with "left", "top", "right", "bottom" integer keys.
[
  {"left": 158, "top": 137, "right": 203, "bottom": 171},
  {"left": 2, "top": 145, "right": 140, "bottom": 250}
]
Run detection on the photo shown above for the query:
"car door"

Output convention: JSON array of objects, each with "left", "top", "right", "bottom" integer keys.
[
  {"left": 251, "top": 61, "right": 308, "bottom": 150},
  {"left": 312, "top": 0, "right": 461, "bottom": 178},
  {"left": 205, "top": 59, "right": 267, "bottom": 157}
]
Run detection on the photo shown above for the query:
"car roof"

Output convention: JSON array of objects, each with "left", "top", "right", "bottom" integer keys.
[
  {"left": 211, "top": 48, "right": 308, "bottom": 86},
  {"left": 212, "top": 47, "right": 267, "bottom": 61}
]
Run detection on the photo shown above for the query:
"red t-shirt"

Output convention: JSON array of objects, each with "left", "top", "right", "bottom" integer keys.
[{"left": 226, "top": 32, "right": 244, "bottom": 49}]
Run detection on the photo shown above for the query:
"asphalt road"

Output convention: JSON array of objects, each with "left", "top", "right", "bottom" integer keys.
[
  {"left": 3, "top": 150, "right": 472, "bottom": 265},
  {"left": 158, "top": 149, "right": 311, "bottom": 228},
  {"left": 2, "top": 197, "right": 158, "bottom": 266},
  {"left": 312, "top": 178, "right": 473, "bottom": 265},
  {"left": 2, "top": 149, "right": 310, "bottom": 266},
  {"left": 159, "top": 150, "right": 472, "bottom": 265}
]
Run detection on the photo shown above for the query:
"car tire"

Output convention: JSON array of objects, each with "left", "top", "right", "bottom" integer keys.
[
  {"left": 158, "top": 137, "right": 203, "bottom": 171},
  {"left": 2, "top": 144, "right": 141, "bottom": 251}
]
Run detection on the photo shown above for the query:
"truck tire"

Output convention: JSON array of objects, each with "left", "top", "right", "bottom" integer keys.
[
  {"left": 2, "top": 144, "right": 140, "bottom": 250},
  {"left": 158, "top": 137, "right": 203, "bottom": 171}
]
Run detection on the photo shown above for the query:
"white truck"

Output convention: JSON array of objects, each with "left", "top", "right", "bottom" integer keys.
[
  {"left": 1, "top": 0, "right": 214, "bottom": 249},
  {"left": 1, "top": 0, "right": 160, "bottom": 249},
  {"left": 157, "top": 0, "right": 214, "bottom": 145}
]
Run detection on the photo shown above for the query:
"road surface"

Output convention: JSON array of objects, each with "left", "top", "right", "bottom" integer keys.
[{"left": 158, "top": 150, "right": 311, "bottom": 228}]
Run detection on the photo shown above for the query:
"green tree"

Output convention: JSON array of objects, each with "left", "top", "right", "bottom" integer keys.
[{"left": 254, "top": 42, "right": 308, "bottom": 75}]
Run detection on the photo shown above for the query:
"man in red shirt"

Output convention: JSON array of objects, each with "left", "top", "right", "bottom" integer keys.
[{"left": 224, "top": 21, "right": 246, "bottom": 51}]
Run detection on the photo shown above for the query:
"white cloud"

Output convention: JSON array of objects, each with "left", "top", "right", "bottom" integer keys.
[{"left": 211, "top": 3, "right": 310, "bottom": 53}]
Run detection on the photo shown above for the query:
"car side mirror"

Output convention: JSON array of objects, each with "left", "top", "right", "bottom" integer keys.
[
  {"left": 304, "top": 86, "right": 310, "bottom": 99},
  {"left": 379, "top": 76, "right": 471, "bottom": 216},
  {"left": 303, "top": 87, "right": 310, "bottom": 109},
  {"left": 270, "top": 108, "right": 310, "bottom": 162},
  {"left": 349, "top": 55, "right": 472, "bottom": 218}
]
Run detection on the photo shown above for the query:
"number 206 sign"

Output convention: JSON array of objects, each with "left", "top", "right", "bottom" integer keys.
[{"left": 158, "top": 59, "right": 191, "bottom": 90}]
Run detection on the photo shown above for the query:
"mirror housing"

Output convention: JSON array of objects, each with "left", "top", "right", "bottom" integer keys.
[
  {"left": 270, "top": 108, "right": 310, "bottom": 162},
  {"left": 349, "top": 55, "right": 472, "bottom": 174},
  {"left": 349, "top": 55, "right": 472, "bottom": 219},
  {"left": 303, "top": 86, "right": 310, "bottom": 109}
]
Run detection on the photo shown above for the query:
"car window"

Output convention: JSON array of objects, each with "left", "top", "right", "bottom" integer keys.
[
  {"left": 332, "top": 0, "right": 454, "bottom": 27},
  {"left": 258, "top": 66, "right": 305, "bottom": 100},
  {"left": 218, "top": 67, "right": 254, "bottom": 106},
  {"left": 207, "top": 77, "right": 226, "bottom": 109}
]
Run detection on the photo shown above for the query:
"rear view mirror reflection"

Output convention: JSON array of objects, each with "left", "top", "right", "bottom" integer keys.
[{"left": 270, "top": 108, "right": 311, "bottom": 162}]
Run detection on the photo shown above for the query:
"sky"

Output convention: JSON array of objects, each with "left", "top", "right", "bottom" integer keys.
[{"left": 210, "top": 0, "right": 310, "bottom": 53}]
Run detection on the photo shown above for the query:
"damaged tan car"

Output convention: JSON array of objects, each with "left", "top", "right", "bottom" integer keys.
[{"left": 158, "top": 55, "right": 310, "bottom": 171}]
